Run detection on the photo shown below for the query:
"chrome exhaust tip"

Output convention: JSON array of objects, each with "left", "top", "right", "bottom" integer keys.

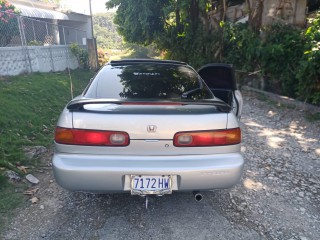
[{"left": 193, "top": 191, "right": 203, "bottom": 202}]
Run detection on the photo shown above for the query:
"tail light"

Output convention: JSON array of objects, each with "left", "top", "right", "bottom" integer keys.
[
  {"left": 55, "top": 127, "right": 130, "bottom": 146},
  {"left": 174, "top": 128, "right": 241, "bottom": 147},
  {"left": 121, "top": 102, "right": 183, "bottom": 106}
]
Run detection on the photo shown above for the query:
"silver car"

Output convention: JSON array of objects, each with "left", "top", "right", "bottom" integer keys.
[{"left": 53, "top": 59, "right": 244, "bottom": 196}]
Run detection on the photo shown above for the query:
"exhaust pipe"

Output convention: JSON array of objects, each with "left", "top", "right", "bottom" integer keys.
[{"left": 193, "top": 191, "right": 203, "bottom": 202}]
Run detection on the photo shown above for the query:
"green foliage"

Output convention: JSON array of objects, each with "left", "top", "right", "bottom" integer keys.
[
  {"left": 106, "top": 0, "right": 167, "bottom": 45},
  {"left": 28, "top": 40, "right": 43, "bottom": 46},
  {"left": 124, "top": 42, "right": 159, "bottom": 58},
  {"left": 70, "top": 43, "right": 89, "bottom": 69},
  {"left": 305, "top": 112, "right": 320, "bottom": 122},
  {"left": 93, "top": 12, "right": 124, "bottom": 50},
  {"left": 0, "top": 0, "right": 20, "bottom": 47},
  {"left": 296, "top": 11, "right": 320, "bottom": 104},
  {"left": 260, "top": 24, "right": 304, "bottom": 97},
  {"left": 223, "top": 22, "right": 261, "bottom": 72},
  {"left": 0, "top": 174, "right": 26, "bottom": 231},
  {"left": 222, "top": 19, "right": 320, "bottom": 105},
  {"left": 40, "top": 0, "right": 61, "bottom": 4}
]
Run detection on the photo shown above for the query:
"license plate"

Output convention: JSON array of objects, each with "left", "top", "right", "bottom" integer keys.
[{"left": 131, "top": 175, "right": 172, "bottom": 195}]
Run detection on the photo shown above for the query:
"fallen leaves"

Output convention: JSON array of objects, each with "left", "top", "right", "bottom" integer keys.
[
  {"left": 23, "top": 188, "right": 39, "bottom": 196},
  {"left": 30, "top": 197, "right": 39, "bottom": 204},
  {"left": 17, "top": 166, "right": 28, "bottom": 174},
  {"left": 24, "top": 187, "right": 40, "bottom": 204}
]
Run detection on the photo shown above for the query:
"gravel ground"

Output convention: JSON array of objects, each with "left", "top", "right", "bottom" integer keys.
[{"left": 2, "top": 91, "right": 320, "bottom": 240}]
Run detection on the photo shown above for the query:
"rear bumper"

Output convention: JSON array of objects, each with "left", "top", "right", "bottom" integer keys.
[{"left": 52, "top": 153, "right": 244, "bottom": 193}]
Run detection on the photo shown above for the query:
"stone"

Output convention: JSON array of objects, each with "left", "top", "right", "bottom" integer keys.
[
  {"left": 300, "top": 237, "right": 308, "bottom": 240},
  {"left": 26, "top": 174, "right": 40, "bottom": 185},
  {"left": 5, "top": 170, "right": 21, "bottom": 182},
  {"left": 23, "top": 146, "right": 47, "bottom": 160}
]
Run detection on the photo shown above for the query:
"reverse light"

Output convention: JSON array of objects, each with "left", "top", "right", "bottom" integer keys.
[
  {"left": 55, "top": 127, "right": 130, "bottom": 146},
  {"left": 174, "top": 128, "right": 241, "bottom": 147}
]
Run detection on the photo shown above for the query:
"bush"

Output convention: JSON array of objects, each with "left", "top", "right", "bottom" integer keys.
[
  {"left": 28, "top": 40, "right": 43, "bottom": 46},
  {"left": 260, "top": 23, "right": 304, "bottom": 97},
  {"left": 223, "top": 22, "right": 261, "bottom": 72},
  {"left": 0, "top": 0, "right": 20, "bottom": 47},
  {"left": 70, "top": 43, "right": 89, "bottom": 69},
  {"left": 218, "top": 20, "right": 320, "bottom": 105},
  {"left": 296, "top": 11, "right": 320, "bottom": 104},
  {"left": 97, "top": 48, "right": 109, "bottom": 67}
]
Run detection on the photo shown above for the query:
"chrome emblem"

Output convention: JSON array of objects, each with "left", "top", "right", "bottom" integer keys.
[{"left": 147, "top": 125, "right": 157, "bottom": 133}]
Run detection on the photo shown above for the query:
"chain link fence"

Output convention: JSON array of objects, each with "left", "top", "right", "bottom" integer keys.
[
  {"left": 0, "top": 10, "right": 88, "bottom": 75},
  {"left": 0, "top": 10, "right": 87, "bottom": 47}
]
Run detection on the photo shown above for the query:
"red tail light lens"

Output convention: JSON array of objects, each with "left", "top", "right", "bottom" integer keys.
[
  {"left": 121, "top": 102, "right": 183, "bottom": 106},
  {"left": 174, "top": 128, "right": 241, "bottom": 147},
  {"left": 55, "top": 127, "right": 130, "bottom": 146}
]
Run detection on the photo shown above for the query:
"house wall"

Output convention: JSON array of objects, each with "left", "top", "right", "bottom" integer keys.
[
  {"left": 262, "top": 0, "right": 307, "bottom": 27},
  {"left": 58, "top": 19, "right": 91, "bottom": 44},
  {"left": 211, "top": 0, "right": 307, "bottom": 28},
  {"left": 0, "top": 45, "right": 78, "bottom": 76},
  {"left": 62, "top": 13, "right": 93, "bottom": 39}
]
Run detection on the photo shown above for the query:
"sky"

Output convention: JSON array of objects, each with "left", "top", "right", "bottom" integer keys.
[{"left": 60, "top": 0, "right": 112, "bottom": 15}]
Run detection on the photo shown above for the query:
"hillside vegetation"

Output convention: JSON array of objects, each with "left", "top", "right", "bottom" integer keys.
[{"left": 93, "top": 12, "right": 123, "bottom": 50}]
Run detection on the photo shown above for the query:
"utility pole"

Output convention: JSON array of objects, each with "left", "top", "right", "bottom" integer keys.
[
  {"left": 89, "top": 0, "right": 94, "bottom": 38},
  {"left": 88, "top": 0, "right": 98, "bottom": 69}
]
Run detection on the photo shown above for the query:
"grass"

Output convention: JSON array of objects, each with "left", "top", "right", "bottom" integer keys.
[
  {"left": 305, "top": 112, "right": 320, "bottom": 122},
  {"left": 0, "top": 69, "right": 94, "bottom": 231},
  {"left": 0, "top": 175, "right": 27, "bottom": 231}
]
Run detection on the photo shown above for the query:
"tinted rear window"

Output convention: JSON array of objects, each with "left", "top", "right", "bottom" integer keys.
[{"left": 84, "top": 63, "right": 213, "bottom": 100}]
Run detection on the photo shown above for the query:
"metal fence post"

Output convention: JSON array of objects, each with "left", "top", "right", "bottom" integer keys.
[
  {"left": 32, "top": 20, "right": 36, "bottom": 41},
  {"left": 17, "top": 16, "right": 33, "bottom": 73},
  {"left": 17, "top": 16, "right": 24, "bottom": 46},
  {"left": 45, "top": 22, "right": 49, "bottom": 36},
  {"left": 63, "top": 27, "right": 67, "bottom": 45}
]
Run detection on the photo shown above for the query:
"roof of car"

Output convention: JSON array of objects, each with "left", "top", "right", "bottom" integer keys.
[{"left": 109, "top": 59, "right": 188, "bottom": 66}]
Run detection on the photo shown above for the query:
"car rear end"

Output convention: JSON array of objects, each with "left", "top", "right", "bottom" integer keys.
[{"left": 52, "top": 60, "right": 244, "bottom": 194}]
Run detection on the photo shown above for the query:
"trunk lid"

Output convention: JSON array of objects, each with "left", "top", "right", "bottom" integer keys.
[
  {"left": 198, "top": 63, "right": 243, "bottom": 118},
  {"left": 198, "top": 63, "right": 237, "bottom": 91},
  {"left": 72, "top": 103, "right": 228, "bottom": 140}
]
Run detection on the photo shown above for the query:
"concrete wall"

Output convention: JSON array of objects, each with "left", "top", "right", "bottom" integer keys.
[
  {"left": 0, "top": 45, "right": 78, "bottom": 76},
  {"left": 262, "top": 0, "right": 307, "bottom": 27}
]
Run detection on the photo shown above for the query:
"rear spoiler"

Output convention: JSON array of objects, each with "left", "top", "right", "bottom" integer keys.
[
  {"left": 109, "top": 59, "right": 188, "bottom": 66},
  {"left": 67, "top": 99, "right": 232, "bottom": 112}
]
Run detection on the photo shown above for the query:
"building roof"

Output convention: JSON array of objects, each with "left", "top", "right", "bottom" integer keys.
[{"left": 13, "top": 3, "right": 69, "bottom": 20}]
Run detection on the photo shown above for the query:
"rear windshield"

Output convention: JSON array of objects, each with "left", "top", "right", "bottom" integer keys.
[{"left": 84, "top": 63, "right": 213, "bottom": 100}]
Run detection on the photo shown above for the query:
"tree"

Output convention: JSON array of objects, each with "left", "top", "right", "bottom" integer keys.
[
  {"left": 106, "top": 0, "right": 167, "bottom": 45},
  {"left": 0, "top": 0, "right": 20, "bottom": 46},
  {"left": 106, "top": 0, "right": 234, "bottom": 66},
  {"left": 93, "top": 12, "right": 123, "bottom": 50}
]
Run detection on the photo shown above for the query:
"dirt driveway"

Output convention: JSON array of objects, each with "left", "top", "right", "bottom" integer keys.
[{"left": 2, "top": 91, "right": 320, "bottom": 240}]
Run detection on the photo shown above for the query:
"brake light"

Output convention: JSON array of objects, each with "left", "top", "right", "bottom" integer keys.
[
  {"left": 55, "top": 127, "right": 130, "bottom": 146},
  {"left": 173, "top": 128, "right": 241, "bottom": 147},
  {"left": 121, "top": 102, "right": 182, "bottom": 106}
]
